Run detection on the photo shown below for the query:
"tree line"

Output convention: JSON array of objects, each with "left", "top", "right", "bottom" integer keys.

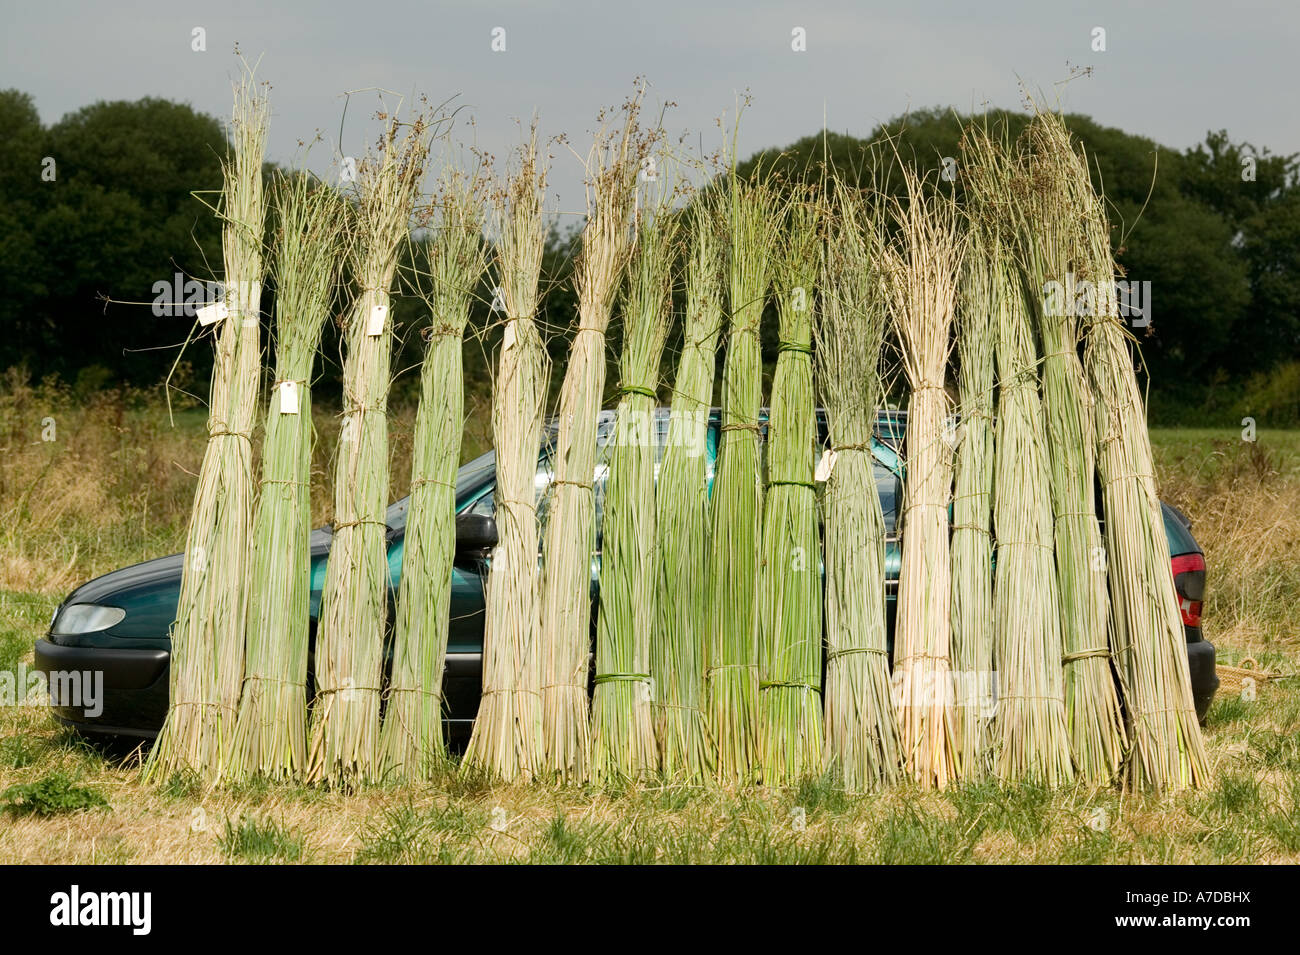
[{"left": 1, "top": 91, "right": 1296, "bottom": 424}]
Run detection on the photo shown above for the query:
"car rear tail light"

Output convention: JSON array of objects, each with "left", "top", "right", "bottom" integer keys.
[{"left": 1170, "top": 553, "right": 1205, "bottom": 628}]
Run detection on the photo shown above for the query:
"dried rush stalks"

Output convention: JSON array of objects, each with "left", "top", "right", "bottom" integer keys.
[
  {"left": 308, "top": 112, "right": 433, "bottom": 788},
  {"left": 884, "top": 170, "right": 963, "bottom": 789},
  {"left": 591, "top": 190, "right": 678, "bottom": 784},
  {"left": 463, "top": 132, "right": 551, "bottom": 781},
  {"left": 706, "top": 175, "right": 781, "bottom": 785},
  {"left": 380, "top": 168, "right": 489, "bottom": 781},
  {"left": 818, "top": 182, "right": 901, "bottom": 792},
  {"left": 948, "top": 124, "right": 1005, "bottom": 782},
  {"left": 653, "top": 196, "right": 724, "bottom": 782},
  {"left": 539, "top": 97, "right": 648, "bottom": 780},
  {"left": 228, "top": 171, "right": 346, "bottom": 782},
  {"left": 147, "top": 72, "right": 268, "bottom": 783},
  {"left": 1032, "top": 112, "right": 1209, "bottom": 791},
  {"left": 988, "top": 244, "right": 1074, "bottom": 787},
  {"left": 758, "top": 197, "right": 824, "bottom": 784},
  {"left": 1016, "top": 118, "right": 1126, "bottom": 785}
]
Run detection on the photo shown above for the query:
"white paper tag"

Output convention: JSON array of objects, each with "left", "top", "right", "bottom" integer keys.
[
  {"left": 942, "top": 419, "right": 961, "bottom": 450},
  {"left": 815, "top": 449, "right": 837, "bottom": 483},
  {"left": 366, "top": 304, "right": 388, "bottom": 336},
  {"left": 278, "top": 380, "right": 299, "bottom": 415},
  {"left": 196, "top": 302, "right": 228, "bottom": 326}
]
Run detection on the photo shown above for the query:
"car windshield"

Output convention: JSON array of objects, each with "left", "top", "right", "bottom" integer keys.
[
  {"left": 437, "top": 407, "right": 902, "bottom": 532},
  {"left": 456, "top": 409, "right": 675, "bottom": 524},
  {"left": 384, "top": 449, "right": 497, "bottom": 532},
  {"left": 381, "top": 408, "right": 906, "bottom": 533}
]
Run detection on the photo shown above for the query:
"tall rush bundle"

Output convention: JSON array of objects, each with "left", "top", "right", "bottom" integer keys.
[
  {"left": 379, "top": 168, "right": 490, "bottom": 781},
  {"left": 1016, "top": 119, "right": 1126, "bottom": 786},
  {"left": 307, "top": 112, "right": 433, "bottom": 788},
  {"left": 146, "top": 73, "right": 268, "bottom": 783},
  {"left": 706, "top": 175, "right": 781, "bottom": 785},
  {"left": 653, "top": 197, "right": 724, "bottom": 782},
  {"left": 228, "top": 171, "right": 346, "bottom": 782},
  {"left": 949, "top": 220, "right": 997, "bottom": 782},
  {"left": 818, "top": 182, "right": 901, "bottom": 792},
  {"left": 883, "top": 170, "right": 962, "bottom": 789},
  {"left": 758, "top": 198, "right": 824, "bottom": 784},
  {"left": 1033, "top": 113, "right": 1209, "bottom": 791},
  {"left": 590, "top": 191, "right": 679, "bottom": 784},
  {"left": 970, "top": 127, "right": 1071, "bottom": 785},
  {"left": 949, "top": 126, "right": 1007, "bottom": 782},
  {"left": 463, "top": 133, "right": 552, "bottom": 781},
  {"left": 539, "top": 99, "right": 648, "bottom": 780},
  {"left": 988, "top": 246, "right": 1074, "bottom": 786}
]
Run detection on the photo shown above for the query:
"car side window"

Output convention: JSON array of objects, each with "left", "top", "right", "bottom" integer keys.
[
  {"left": 467, "top": 491, "right": 495, "bottom": 518},
  {"left": 471, "top": 409, "right": 702, "bottom": 530},
  {"left": 875, "top": 459, "right": 900, "bottom": 534}
]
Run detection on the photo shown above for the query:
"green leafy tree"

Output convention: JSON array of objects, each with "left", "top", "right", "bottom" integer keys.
[
  {"left": 0, "top": 90, "right": 51, "bottom": 366},
  {"left": 1, "top": 96, "right": 226, "bottom": 380},
  {"left": 737, "top": 109, "right": 1296, "bottom": 412}
]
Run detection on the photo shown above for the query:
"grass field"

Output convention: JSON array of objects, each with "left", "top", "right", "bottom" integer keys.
[{"left": 1, "top": 377, "right": 1297, "bottom": 864}]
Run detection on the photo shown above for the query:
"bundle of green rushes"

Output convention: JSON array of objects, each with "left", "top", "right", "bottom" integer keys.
[
  {"left": 590, "top": 189, "right": 679, "bottom": 784},
  {"left": 227, "top": 170, "right": 347, "bottom": 783},
  {"left": 950, "top": 207, "right": 997, "bottom": 782},
  {"left": 758, "top": 197, "right": 824, "bottom": 784},
  {"left": 379, "top": 167, "right": 490, "bottom": 782},
  {"left": 1013, "top": 120, "right": 1126, "bottom": 786},
  {"left": 987, "top": 241, "right": 1074, "bottom": 786},
  {"left": 653, "top": 196, "right": 724, "bottom": 782},
  {"left": 463, "top": 133, "right": 551, "bottom": 782},
  {"left": 965, "top": 133, "right": 1072, "bottom": 785},
  {"left": 539, "top": 100, "right": 648, "bottom": 781},
  {"left": 146, "top": 73, "right": 268, "bottom": 783},
  {"left": 308, "top": 112, "right": 433, "bottom": 788},
  {"left": 817, "top": 181, "right": 901, "bottom": 792},
  {"left": 1031, "top": 113, "right": 1209, "bottom": 791},
  {"left": 707, "top": 174, "right": 782, "bottom": 785},
  {"left": 883, "top": 169, "right": 962, "bottom": 789}
]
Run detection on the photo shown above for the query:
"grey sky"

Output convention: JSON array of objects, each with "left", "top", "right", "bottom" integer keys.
[{"left": 4, "top": 0, "right": 1296, "bottom": 219}]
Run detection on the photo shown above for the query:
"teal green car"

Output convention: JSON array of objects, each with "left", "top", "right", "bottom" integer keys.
[{"left": 34, "top": 409, "right": 1217, "bottom": 743}]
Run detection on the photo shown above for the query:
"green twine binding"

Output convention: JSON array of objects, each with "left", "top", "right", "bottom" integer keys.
[
  {"left": 759, "top": 680, "right": 821, "bottom": 693},
  {"left": 618, "top": 384, "right": 658, "bottom": 400},
  {"left": 826, "top": 646, "right": 890, "bottom": 661},
  {"left": 769, "top": 479, "right": 817, "bottom": 490},
  {"left": 593, "top": 673, "right": 651, "bottom": 684},
  {"left": 777, "top": 340, "right": 813, "bottom": 356}
]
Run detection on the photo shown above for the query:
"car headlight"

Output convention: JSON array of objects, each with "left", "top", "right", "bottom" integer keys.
[{"left": 51, "top": 603, "right": 126, "bottom": 636}]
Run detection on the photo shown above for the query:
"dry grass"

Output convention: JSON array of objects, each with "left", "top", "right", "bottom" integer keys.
[
  {"left": 1, "top": 684, "right": 1297, "bottom": 863},
  {"left": 1152, "top": 428, "right": 1300, "bottom": 662},
  {"left": 0, "top": 401, "right": 1296, "bottom": 862},
  {"left": 0, "top": 371, "right": 492, "bottom": 597}
]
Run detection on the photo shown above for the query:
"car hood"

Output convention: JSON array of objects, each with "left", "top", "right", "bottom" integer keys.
[{"left": 60, "top": 527, "right": 335, "bottom": 609}]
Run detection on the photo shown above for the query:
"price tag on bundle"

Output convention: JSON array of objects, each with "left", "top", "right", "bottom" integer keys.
[
  {"left": 366, "top": 303, "right": 388, "bottom": 336},
  {"left": 278, "top": 380, "right": 299, "bottom": 415},
  {"left": 942, "top": 418, "right": 961, "bottom": 451},
  {"left": 815, "top": 449, "right": 836, "bottom": 483},
  {"left": 196, "top": 302, "right": 229, "bottom": 326}
]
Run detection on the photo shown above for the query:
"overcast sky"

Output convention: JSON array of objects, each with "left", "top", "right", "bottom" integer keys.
[{"left": 5, "top": 0, "right": 1296, "bottom": 220}]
